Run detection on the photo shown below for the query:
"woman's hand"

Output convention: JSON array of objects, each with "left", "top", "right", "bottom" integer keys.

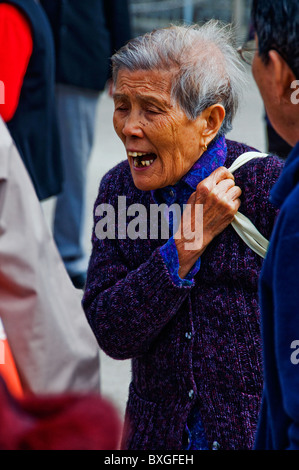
[{"left": 175, "top": 166, "right": 241, "bottom": 278}]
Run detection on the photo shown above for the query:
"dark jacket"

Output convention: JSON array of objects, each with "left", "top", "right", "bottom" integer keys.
[
  {"left": 83, "top": 139, "right": 283, "bottom": 450},
  {"left": 40, "top": 0, "right": 131, "bottom": 91},
  {"left": 255, "top": 141, "right": 299, "bottom": 450},
  {"left": 2, "top": 0, "right": 63, "bottom": 200}
]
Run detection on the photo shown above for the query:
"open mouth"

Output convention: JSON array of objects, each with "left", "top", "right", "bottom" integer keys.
[{"left": 128, "top": 151, "right": 157, "bottom": 168}]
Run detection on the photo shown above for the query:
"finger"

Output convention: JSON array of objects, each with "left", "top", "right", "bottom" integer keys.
[
  {"left": 215, "top": 183, "right": 242, "bottom": 201},
  {"left": 209, "top": 186, "right": 242, "bottom": 219},
  {"left": 226, "top": 185, "right": 242, "bottom": 201},
  {"left": 221, "top": 192, "right": 241, "bottom": 214},
  {"left": 228, "top": 197, "right": 241, "bottom": 214},
  {"left": 195, "top": 167, "right": 235, "bottom": 200},
  {"left": 208, "top": 166, "right": 235, "bottom": 186},
  {"left": 210, "top": 178, "right": 236, "bottom": 198},
  {"left": 197, "top": 179, "right": 240, "bottom": 204}
]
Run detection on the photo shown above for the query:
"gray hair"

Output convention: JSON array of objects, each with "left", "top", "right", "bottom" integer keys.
[{"left": 111, "top": 20, "right": 246, "bottom": 135}]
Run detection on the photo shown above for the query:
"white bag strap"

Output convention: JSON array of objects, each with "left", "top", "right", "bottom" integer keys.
[{"left": 227, "top": 152, "right": 269, "bottom": 258}]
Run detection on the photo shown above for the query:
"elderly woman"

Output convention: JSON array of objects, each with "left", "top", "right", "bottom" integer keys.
[{"left": 82, "top": 21, "right": 283, "bottom": 450}]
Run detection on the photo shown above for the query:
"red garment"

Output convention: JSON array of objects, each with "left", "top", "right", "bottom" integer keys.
[
  {"left": 0, "top": 4, "right": 33, "bottom": 122},
  {"left": 0, "top": 377, "right": 121, "bottom": 450}
]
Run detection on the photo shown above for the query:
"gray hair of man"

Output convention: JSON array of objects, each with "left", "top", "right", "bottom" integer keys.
[{"left": 111, "top": 20, "right": 246, "bottom": 136}]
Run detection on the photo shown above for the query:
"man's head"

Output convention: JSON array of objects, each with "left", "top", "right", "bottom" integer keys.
[
  {"left": 252, "top": 0, "right": 299, "bottom": 79},
  {"left": 251, "top": 0, "right": 299, "bottom": 147}
]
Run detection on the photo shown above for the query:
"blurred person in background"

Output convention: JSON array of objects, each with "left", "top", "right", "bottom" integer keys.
[
  {"left": 83, "top": 22, "right": 284, "bottom": 450},
  {"left": 40, "top": 0, "right": 132, "bottom": 289},
  {"left": 0, "top": 113, "right": 100, "bottom": 398},
  {"left": 0, "top": 375, "right": 121, "bottom": 450},
  {"left": 0, "top": 0, "right": 63, "bottom": 201}
]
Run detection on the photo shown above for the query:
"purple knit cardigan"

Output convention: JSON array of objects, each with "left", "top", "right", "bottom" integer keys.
[{"left": 82, "top": 139, "right": 283, "bottom": 450}]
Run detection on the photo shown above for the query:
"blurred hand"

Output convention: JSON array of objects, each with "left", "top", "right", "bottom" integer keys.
[{"left": 175, "top": 166, "right": 241, "bottom": 278}]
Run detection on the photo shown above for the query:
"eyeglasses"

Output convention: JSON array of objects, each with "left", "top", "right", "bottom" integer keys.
[{"left": 237, "top": 40, "right": 258, "bottom": 66}]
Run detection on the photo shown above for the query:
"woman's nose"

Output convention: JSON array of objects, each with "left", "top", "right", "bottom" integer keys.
[{"left": 122, "top": 111, "right": 144, "bottom": 138}]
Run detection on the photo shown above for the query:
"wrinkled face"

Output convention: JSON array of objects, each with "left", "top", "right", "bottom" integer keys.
[{"left": 113, "top": 69, "right": 206, "bottom": 191}]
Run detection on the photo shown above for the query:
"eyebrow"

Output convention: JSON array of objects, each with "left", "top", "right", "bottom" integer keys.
[{"left": 113, "top": 93, "right": 171, "bottom": 109}]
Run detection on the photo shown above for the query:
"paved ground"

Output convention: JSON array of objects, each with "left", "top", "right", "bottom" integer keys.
[{"left": 43, "top": 69, "right": 267, "bottom": 420}]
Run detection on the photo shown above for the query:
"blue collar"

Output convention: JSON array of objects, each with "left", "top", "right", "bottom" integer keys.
[
  {"left": 151, "top": 136, "right": 227, "bottom": 206},
  {"left": 270, "top": 140, "right": 299, "bottom": 208}
]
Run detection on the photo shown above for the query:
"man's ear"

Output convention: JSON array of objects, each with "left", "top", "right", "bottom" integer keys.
[
  {"left": 201, "top": 104, "right": 226, "bottom": 143},
  {"left": 268, "top": 50, "right": 296, "bottom": 103}
]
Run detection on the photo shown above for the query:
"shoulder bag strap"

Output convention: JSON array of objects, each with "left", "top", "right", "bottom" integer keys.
[{"left": 227, "top": 151, "right": 269, "bottom": 258}]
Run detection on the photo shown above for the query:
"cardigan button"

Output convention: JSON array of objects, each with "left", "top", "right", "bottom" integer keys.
[
  {"left": 212, "top": 441, "right": 220, "bottom": 450},
  {"left": 185, "top": 332, "right": 192, "bottom": 340},
  {"left": 188, "top": 389, "right": 194, "bottom": 399}
]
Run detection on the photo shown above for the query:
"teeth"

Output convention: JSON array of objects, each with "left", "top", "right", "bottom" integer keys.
[
  {"left": 133, "top": 158, "right": 154, "bottom": 167},
  {"left": 128, "top": 151, "right": 154, "bottom": 168},
  {"left": 128, "top": 151, "right": 148, "bottom": 157}
]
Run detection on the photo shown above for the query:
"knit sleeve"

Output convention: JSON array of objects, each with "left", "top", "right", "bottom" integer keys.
[
  {"left": 82, "top": 167, "right": 192, "bottom": 360},
  {"left": 159, "top": 236, "right": 201, "bottom": 286}
]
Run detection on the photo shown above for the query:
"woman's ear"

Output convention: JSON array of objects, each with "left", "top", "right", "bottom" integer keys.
[{"left": 201, "top": 104, "right": 226, "bottom": 143}]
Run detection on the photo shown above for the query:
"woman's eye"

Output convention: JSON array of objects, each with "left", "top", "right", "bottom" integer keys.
[
  {"left": 116, "top": 106, "right": 128, "bottom": 112},
  {"left": 146, "top": 108, "right": 161, "bottom": 115}
]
